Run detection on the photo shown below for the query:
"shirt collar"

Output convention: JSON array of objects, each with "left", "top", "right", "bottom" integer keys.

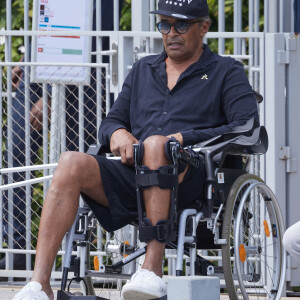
[{"left": 147, "top": 44, "right": 217, "bottom": 70}]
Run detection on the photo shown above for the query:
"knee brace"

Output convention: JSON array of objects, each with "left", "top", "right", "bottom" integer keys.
[{"left": 135, "top": 140, "right": 179, "bottom": 243}]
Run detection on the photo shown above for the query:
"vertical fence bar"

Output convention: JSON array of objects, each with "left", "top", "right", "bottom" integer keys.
[
  {"left": 259, "top": 34, "right": 266, "bottom": 180},
  {"left": 105, "top": 65, "right": 111, "bottom": 116},
  {"left": 254, "top": 0, "right": 260, "bottom": 91},
  {"left": 60, "top": 86, "right": 66, "bottom": 152},
  {"left": 279, "top": 0, "right": 284, "bottom": 32},
  {"left": 55, "top": 88, "right": 62, "bottom": 159},
  {"left": 50, "top": 84, "right": 59, "bottom": 166},
  {"left": 218, "top": 0, "right": 225, "bottom": 54},
  {"left": 42, "top": 83, "right": 49, "bottom": 192},
  {"left": 150, "top": 0, "right": 155, "bottom": 32},
  {"left": 0, "top": 67, "right": 3, "bottom": 248},
  {"left": 24, "top": 0, "right": 32, "bottom": 272},
  {"left": 264, "top": 0, "right": 269, "bottom": 32},
  {"left": 291, "top": 0, "right": 294, "bottom": 33},
  {"left": 96, "top": 2, "right": 103, "bottom": 258},
  {"left": 114, "top": 0, "right": 119, "bottom": 31},
  {"left": 6, "top": 0, "right": 14, "bottom": 272},
  {"left": 78, "top": 85, "right": 84, "bottom": 153},
  {"left": 249, "top": 0, "right": 254, "bottom": 87},
  {"left": 96, "top": 2, "right": 103, "bottom": 135},
  {"left": 234, "top": 0, "right": 242, "bottom": 54}
]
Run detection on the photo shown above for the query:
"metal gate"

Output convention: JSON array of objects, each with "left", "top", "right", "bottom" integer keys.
[{"left": 1, "top": 0, "right": 300, "bottom": 292}]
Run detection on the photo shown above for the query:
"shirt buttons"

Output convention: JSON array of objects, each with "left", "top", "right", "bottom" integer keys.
[
  {"left": 157, "top": 128, "right": 162, "bottom": 131},
  {"left": 163, "top": 112, "right": 167, "bottom": 115}
]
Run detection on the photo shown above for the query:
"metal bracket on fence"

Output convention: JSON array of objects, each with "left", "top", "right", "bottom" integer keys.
[
  {"left": 279, "top": 146, "right": 298, "bottom": 173},
  {"left": 91, "top": 43, "right": 118, "bottom": 86}
]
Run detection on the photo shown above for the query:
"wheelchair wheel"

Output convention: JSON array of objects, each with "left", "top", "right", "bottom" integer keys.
[{"left": 222, "top": 174, "right": 286, "bottom": 300}]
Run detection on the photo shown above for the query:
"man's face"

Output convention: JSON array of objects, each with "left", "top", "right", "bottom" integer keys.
[{"left": 159, "top": 15, "right": 208, "bottom": 61}]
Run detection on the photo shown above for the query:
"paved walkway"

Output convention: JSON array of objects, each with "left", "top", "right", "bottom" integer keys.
[{"left": 1, "top": 284, "right": 300, "bottom": 300}]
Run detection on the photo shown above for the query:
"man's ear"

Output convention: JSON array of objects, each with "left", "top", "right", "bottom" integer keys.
[{"left": 201, "top": 21, "right": 210, "bottom": 36}]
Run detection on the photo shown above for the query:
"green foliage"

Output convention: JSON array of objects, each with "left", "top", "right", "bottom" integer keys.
[
  {"left": 120, "top": 0, "right": 131, "bottom": 31},
  {"left": 0, "top": 0, "right": 33, "bottom": 62}
]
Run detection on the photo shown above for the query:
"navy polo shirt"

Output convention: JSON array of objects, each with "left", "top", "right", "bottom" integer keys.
[{"left": 99, "top": 44, "right": 258, "bottom": 147}]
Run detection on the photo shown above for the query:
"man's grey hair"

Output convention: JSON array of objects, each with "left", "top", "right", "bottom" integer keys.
[{"left": 198, "top": 16, "right": 212, "bottom": 28}]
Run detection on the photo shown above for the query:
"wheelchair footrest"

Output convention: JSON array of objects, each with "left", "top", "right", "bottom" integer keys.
[
  {"left": 57, "top": 291, "right": 108, "bottom": 300},
  {"left": 57, "top": 290, "right": 167, "bottom": 300}
]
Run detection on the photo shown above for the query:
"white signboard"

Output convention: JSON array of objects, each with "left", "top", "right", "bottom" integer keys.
[{"left": 31, "top": 0, "right": 93, "bottom": 85}]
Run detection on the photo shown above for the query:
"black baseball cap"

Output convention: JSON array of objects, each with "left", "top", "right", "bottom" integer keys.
[{"left": 150, "top": 0, "right": 209, "bottom": 20}]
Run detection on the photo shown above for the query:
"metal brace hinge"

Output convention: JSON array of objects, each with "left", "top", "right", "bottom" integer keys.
[
  {"left": 279, "top": 146, "right": 298, "bottom": 173},
  {"left": 278, "top": 50, "right": 289, "bottom": 64},
  {"left": 278, "top": 37, "right": 297, "bottom": 65}
]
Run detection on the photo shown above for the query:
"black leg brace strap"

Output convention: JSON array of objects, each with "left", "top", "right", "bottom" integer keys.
[
  {"left": 139, "top": 218, "right": 171, "bottom": 243},
  {"left": 135, "top": 165, "right": 178, "bottom": 189}
]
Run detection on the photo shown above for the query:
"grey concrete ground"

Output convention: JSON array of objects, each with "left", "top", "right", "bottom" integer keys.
[{"left": 1, "top": 284, "right": 300, "bottom": 300}]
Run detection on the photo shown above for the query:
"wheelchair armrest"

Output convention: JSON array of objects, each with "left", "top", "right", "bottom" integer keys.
[
  {"left": 193, "top": 125, "right": 268, "bottom": 157},
  {"left": 193, "top": 117, "right": 258, "bottom": 149},
  {"left": 86, "top": 143, "right": 111, "bottom": 156}
]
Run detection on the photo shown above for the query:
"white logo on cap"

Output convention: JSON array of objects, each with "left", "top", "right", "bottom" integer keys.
[
  {"left": 165, "top": 0, "right": 193, "bottom": 5},
  {"left": 171, "top": 13, "right": 188, "bottom": 18}
]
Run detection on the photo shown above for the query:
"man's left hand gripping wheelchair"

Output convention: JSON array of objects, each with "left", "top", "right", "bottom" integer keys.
[{"left": 57, "top": 117, "right": 286, "bottom": 300}]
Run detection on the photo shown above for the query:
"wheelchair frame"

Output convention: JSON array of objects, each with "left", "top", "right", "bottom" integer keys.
[{"left": 57, "top": 119, "right": 286, "bottom": 300}]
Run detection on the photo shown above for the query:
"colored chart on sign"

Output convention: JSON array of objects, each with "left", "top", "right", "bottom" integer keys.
[{"left": 31, "top": 0, "right": 92, "bottom": 84}]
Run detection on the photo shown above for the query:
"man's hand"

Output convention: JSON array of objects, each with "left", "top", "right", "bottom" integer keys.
[
  {"left": 30, "top": 97, "right": 51, "bottom": 131},
  {"left": 110, "top": 129, "right": 139, "bottom": 165},
  {"left": 167, "top": 132, "right": 183, "bottom": 145}
]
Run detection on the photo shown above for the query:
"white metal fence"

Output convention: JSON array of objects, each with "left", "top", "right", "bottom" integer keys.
[
  {"left": 1, "top": 0, "right": 299, "bottom": 292},
  {"left": 0, "top": 29, "right": 265, "bottom": 279}
]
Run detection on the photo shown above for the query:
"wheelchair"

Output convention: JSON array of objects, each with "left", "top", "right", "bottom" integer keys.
[{"left": 57, "top": 117, "right": 286, "bottom": 300}]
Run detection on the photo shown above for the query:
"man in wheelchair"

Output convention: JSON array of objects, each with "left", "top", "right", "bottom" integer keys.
[{"left": 13, "top": 0, "right": 261, "bottom": 300}]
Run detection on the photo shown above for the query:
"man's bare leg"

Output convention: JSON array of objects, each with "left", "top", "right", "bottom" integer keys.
[
  {"left": 141, "top": 136, "right": 188, "bottom": 277},
  {"left": 31, "top": 152, "right": 108, "bottom": 300}
]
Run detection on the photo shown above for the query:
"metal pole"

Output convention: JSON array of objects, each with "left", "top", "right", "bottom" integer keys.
[
  {"left": 114, "top": 0, "right": 119, "bottom": 31},
  {"left": 60, "top": 86, "right": 66, "bottom": 152},
  {"left": 254, "top": 0, "right": 260, "bottom": 90},
  {"left": 234, "top": 0, "right": 242, "bottom": 54},
  {"left": 268, "top": 0, "right": 279, "bottom": 32},
  {"left": 24, "top": 0, "right": 32, "bottom": 273},
  {"left": 0, "top": 67, "right": 3, "bottom": 248},
  {"left": 280, "top": 0, "right": 284, "bottom": 32},
  {"left": 291, "top": 0, "right": 294, "bottom": 33},
  {"left": 79, "top": 85, "right": 84, "bottom": 153},
  {"left": 264, "top": 0, "right": 269, "bottom": 32},
  {"left": 96, "top": 0, "right": 103, "bottom": 134},
  {"left": 131, "top": 0, "right": 150, "bottom": 31},
  {"left": 50, "top": 84, "right": 59, "bottom": 166},
  {"left": 42, "top": 83, "right": 49, "bottom": 192},
  {"left": 249, "top": 0, "right": 254, "bottom": 87},
  {"left": 105, "top": 65, "right": 111, "bottom": 116},
  {"left": 218, "top": 0, "right": 225, "bottom": 54},
  {"left": 6, "top": 0, "right": 14, "bottom": 273},
  {"left": 150, "top": 0, "right": 156, "bottom": 32}
]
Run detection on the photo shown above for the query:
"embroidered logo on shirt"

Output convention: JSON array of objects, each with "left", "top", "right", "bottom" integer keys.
[{"left": 201, "top": 74, "right": 208, "bottom": 80}]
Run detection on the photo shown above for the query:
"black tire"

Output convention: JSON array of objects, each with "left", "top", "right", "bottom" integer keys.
[{"left": 221, "top": 174, "right": 285, "bottom": 300}]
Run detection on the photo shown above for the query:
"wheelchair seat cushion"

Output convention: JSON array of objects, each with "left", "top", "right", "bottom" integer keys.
[{"left": 81, "top": 154, "right": 205, "bottom": 232}]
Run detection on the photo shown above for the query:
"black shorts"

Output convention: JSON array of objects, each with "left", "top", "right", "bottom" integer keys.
[{"left": 82, "top": 155, "right": 205, "bottom": 232}]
